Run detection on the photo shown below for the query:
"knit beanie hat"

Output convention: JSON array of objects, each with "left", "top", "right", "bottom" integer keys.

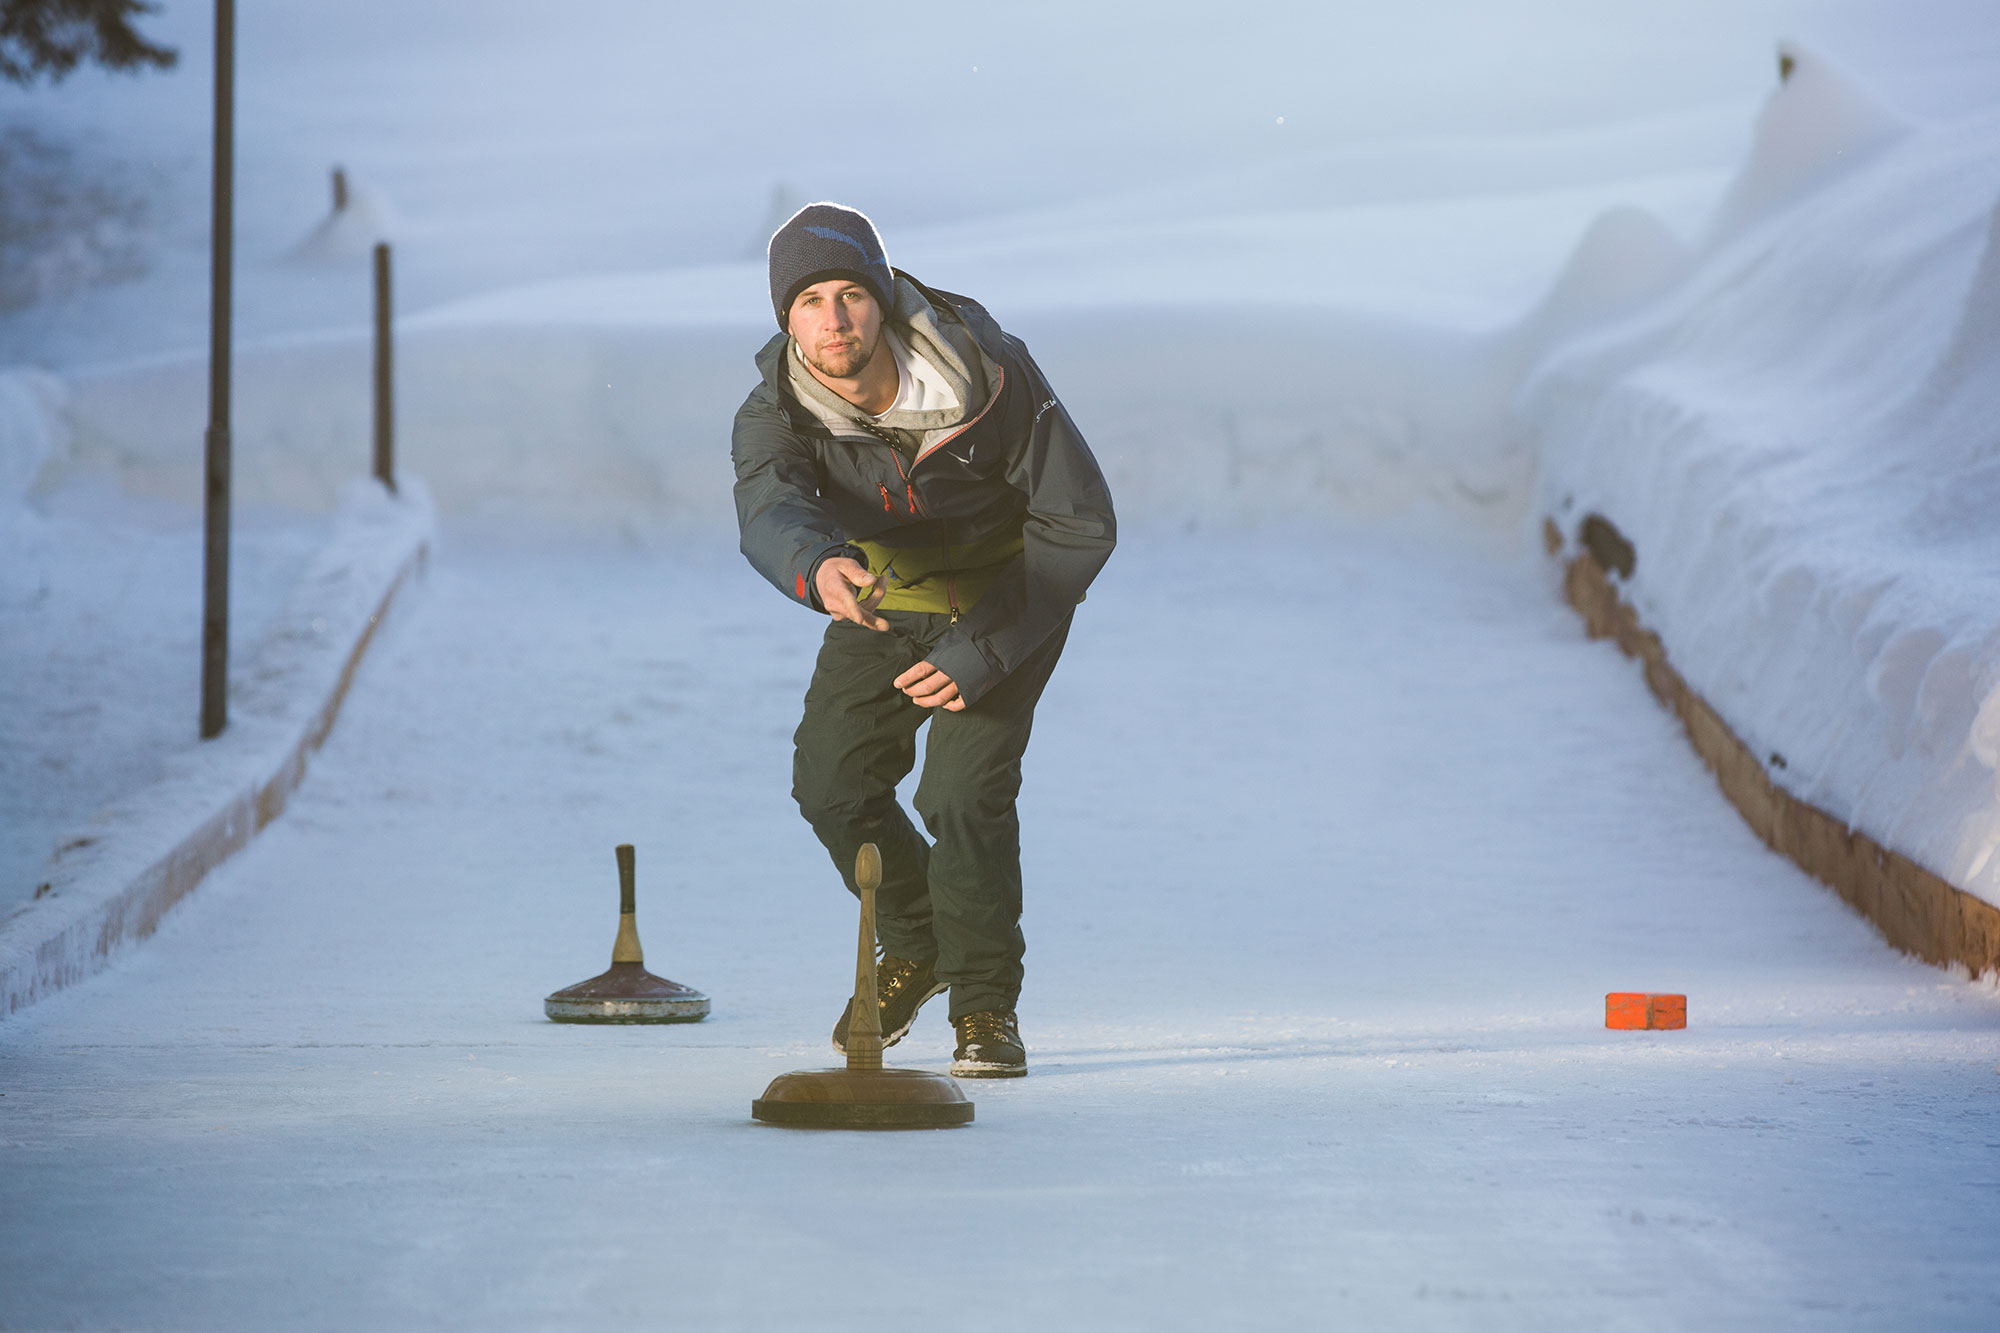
[{"left": 767, "top": 202, "right": 894, "bottom": 330}]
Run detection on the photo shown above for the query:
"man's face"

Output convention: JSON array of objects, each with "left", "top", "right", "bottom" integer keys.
[{"left": 787, "top": 279, "right": 882, "bottom": 381}]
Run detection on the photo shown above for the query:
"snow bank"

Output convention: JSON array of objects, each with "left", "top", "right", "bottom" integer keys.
[
  {"left": 60, "top": 323, "right": 750, "bottom": 525},
  {"left": 0, "top": 368, "right": 66, "bottom": 614},
  {"left": 54, "top": 117, "right": 1722, "bottom": 536},
  {"left": 1528, "top": 48, "right": 2000, "bottom": 906},
  {"left": 0, "top": 478, "right": 434, "bottom": 1014},
  {"left": 0, "top": 367, "right": 64, "bottom": 510},
  {"left": 289, "top": 172, "right": 399, "bottom": 266},
  {"left": 59, "top": 295, "right": 1527, "bottom": 534}
]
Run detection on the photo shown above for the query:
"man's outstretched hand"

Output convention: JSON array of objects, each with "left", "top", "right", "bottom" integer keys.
[
  {"left": 815, "top": 556, "right": 888, "bottom": 630},
  {"left": 895, "top": 661, "right": 965, "bottom": 711}
]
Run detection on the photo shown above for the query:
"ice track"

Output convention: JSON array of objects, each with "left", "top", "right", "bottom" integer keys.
[{"left": 3, "top": 525, "right": 1997, "bottom": 1330}]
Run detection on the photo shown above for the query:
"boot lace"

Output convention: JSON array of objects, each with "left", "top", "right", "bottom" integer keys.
[
  {"left": 876, "top": 954, "right": 928, "bottom": 1004},
  {"left": 956, "top": 1010, "right": 1017, "bottom": 1045}
]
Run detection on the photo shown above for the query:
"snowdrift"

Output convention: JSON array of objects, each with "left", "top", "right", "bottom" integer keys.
[
  {"left": 1529, "top": 47, "right": 2000, "bottom": 910},
  {"left": 0, "top": 478, "right": 433, "bottom": 1014},
  {"left": 0, "top": 368, "right": 64, "bottom": 513},
  {"left": 31, "top": 125, "right": 1720, "bottom": 536},
  {"left": 47, "top": 290, "right": 1527, "bottom": 534}
]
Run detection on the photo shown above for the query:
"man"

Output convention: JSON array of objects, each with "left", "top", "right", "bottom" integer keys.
[{"left": 732, "top": 203, "right": 1115, "bottom": 1078}]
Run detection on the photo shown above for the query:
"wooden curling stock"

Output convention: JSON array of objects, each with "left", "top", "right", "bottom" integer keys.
[
  {"left": 543, "top": 843, "right": 710, "bottom": 1023},
  {"left": 751, "top": 842, "right": 973, "bottom": 1129}
]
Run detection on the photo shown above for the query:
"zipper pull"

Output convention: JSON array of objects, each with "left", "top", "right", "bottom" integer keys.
[
  {"left": 879, "top": 484, "right": 893, "bottom": 513},
  {"left": 906, "top": 484, "right": 917, "bottom": 515}
]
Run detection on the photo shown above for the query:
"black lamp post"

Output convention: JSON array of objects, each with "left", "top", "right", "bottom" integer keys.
[{"left": 200, "top": 0, "right": 234, "bottom": 740}]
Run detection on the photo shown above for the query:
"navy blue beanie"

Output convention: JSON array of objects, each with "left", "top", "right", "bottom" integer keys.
[{"left": 768, "top": 202, "right": 894, "bottom": 330}]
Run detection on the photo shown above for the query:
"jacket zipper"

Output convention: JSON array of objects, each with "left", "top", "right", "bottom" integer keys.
[
  {"left": 881, "top": 362, "right": 1006, "bottom": 625},
  {"left": 943, "top": 517, "right": 958, "bottom": 623},
  {"left": 889, "top": 451, "right": 958, "bottom": 623}
]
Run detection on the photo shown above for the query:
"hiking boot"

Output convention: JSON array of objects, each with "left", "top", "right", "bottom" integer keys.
[
  {"left": 831, "top": 954, "right": 946, "bottom": 1055},
  {"left": 950, "top": 1009, "right": 1026, "bottom": 1078}
]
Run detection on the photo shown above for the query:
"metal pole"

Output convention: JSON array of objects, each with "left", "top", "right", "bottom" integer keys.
[
  {"left": 372, "top": 241, "right": 395, "bottom": 494},
  {"left": 200, "top": 0, "right": 235, "bottom": 740}
]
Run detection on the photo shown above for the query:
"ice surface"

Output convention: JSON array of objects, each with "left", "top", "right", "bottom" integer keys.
[{"left": 4, "top": 530, "right": 1998, "bottom": 1328}]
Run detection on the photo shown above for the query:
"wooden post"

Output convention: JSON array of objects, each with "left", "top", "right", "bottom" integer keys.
[
  {"left": 200, "top": 0, "right": 235, "bottom": 741},
  {"left": 331, "top": 165, "right": 348, "bottom": 212},
  {"left": 372, "top": 241, "right": 396, "bottom": 494}
]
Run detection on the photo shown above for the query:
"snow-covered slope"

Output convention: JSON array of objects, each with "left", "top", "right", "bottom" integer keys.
[{"left": 1528, "top": 47, "right": 2000, "bottom": 905}]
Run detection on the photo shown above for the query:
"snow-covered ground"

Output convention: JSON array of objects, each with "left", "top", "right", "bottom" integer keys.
[
  {"left": 6, "top": 0, "right": 2000, "bottom": 1325},
  {"left": 4, "top": 529, "right": 1998, "bottom": 1329},
  {"left": 0, "top": 472, "right": 327, "bottom": 916}
]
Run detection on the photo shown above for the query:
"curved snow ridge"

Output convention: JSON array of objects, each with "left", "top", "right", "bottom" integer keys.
[
  {"left": 1512, "top": 205, "right": 1689, "bottom": 351},
  {"left": 289, "top": 172, "right": 400, "bottom": 267},
  {"left": 0, "top": 367, "right": 65, "bottom": 515},
  {"left": 0, "top": 479, "right": 435, "bottom": 1016},
  {"left": 1704, "top": 43, "right": 1915, "bottom": 244},
  {"left": 57, "top": 303, "right": 1533, "bottom": 533},
  {"left": 1527, "top": 62, "right": 2000, "bottom": 905}
]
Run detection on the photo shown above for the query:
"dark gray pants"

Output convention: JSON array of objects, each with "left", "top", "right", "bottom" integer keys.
[{"left": 791, "top": 609, "right": 1071, "bottom": 1019}]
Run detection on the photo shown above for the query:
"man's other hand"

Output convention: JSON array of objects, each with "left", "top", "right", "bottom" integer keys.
[
  {"left": 816, "top": 556, "right": 888, "bottom": 630},
  {"left": 895, "top": 661, "right": 965, "bottom": 711}
]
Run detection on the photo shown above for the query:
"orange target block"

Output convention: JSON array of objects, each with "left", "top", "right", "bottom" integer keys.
[{"left": 1605, "top": 992, "right": 1686, "bottom": 1030}]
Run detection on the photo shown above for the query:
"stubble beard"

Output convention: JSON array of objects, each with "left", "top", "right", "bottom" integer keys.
[{"left": 803, "top": 330, "right": 879, "bottom": 382}]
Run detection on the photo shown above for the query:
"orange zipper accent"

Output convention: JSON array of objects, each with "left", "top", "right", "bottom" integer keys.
[{"left": 889, "top": 453, "right": 919, "bottom": 516}]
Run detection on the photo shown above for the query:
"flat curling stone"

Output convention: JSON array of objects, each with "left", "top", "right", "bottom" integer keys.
[
  {"left": 545, "top": 844, "right": 709, "bottom": 1023},
  {"left": 752, "top": 843, "right": 972, "bottom": 1129}
]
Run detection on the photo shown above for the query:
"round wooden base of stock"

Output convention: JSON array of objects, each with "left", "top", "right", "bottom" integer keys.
[
  {"left": 545, "top": 844, "right": 710, "bottom": 1024},
  {"left": 751, "top": 1067, "right": 973, "bottom": 1129},
  {"left": 752, "top": 843, "right": 972, "bottom": 1130}
]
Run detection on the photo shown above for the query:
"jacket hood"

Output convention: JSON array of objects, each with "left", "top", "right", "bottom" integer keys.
[{"left": 757, "top": 272, "right": 1005, "bottom": 451}]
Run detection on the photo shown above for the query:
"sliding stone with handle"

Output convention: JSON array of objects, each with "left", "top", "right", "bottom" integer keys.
[
  {"left": 544, "top": 843, "right": 709, "bottom": 1023},
  {"left": 751, "top": 843, "right": 973, "bottom": 1128}
]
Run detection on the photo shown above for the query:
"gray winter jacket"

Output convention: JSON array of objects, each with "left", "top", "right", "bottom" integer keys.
[{"left": 731, "top": 274, "right": 1115, "bottom": 706}]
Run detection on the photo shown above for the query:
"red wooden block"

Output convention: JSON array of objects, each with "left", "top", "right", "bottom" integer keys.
[
  {"left": 1605, "top": 992, "right": 1647, "bottom": 1028},
  {"left": 1606, "top": 992, "right": 1686, "bottom": 1030}
]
